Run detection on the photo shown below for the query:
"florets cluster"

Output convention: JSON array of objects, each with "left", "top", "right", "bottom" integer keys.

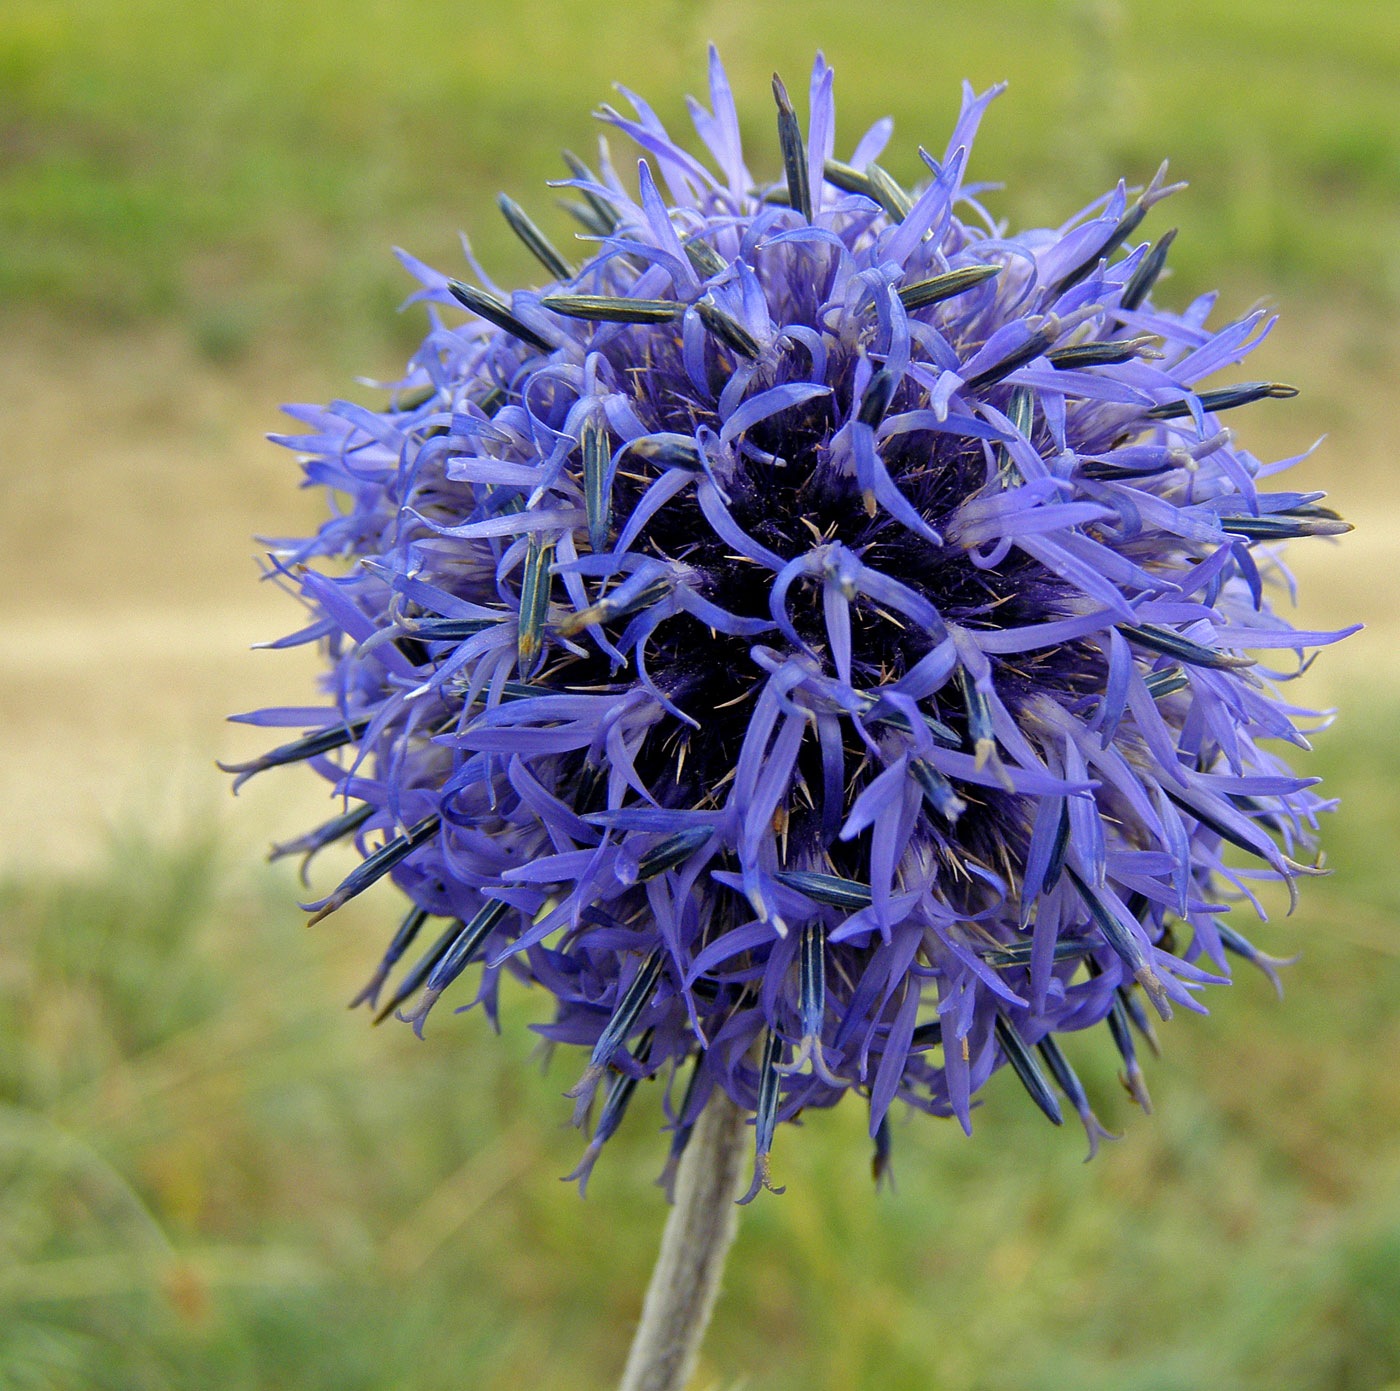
[{"left": 228, "top": 50, "right": 1353, "bottom": 1198}]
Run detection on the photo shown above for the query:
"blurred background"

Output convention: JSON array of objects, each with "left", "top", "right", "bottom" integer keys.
[{"left": 3, "top": 1, "right": 1398, "bottom": 1387}]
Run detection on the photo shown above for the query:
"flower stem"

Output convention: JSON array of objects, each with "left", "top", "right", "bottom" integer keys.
[{"left": 618, "top": 1091, "right": 747, "bottom": 1391}]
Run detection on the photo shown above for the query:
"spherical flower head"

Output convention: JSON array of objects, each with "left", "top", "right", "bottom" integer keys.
[{"left": 228, "top": 49, "right": 1356, "bottom": 1199}]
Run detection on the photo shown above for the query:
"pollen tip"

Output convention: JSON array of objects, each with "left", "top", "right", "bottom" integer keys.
[
  {"left": 566, "top": 1065, "right": 604, "bottom": 1105},
  {"left": 1137, "top": 967, "right": 1173, "bottom": 1021},
  {"left": 305, "top": 900, "right": 339, "bottom": 928}
]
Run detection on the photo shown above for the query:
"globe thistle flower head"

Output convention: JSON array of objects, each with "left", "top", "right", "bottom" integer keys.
[{"left": 228, "top": 49, "right": 1356, "bottom": 1200}]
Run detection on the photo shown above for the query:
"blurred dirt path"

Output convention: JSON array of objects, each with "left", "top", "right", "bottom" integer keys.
[
  {"left": 1, "top": 326, "right": 342, "bottom": 865},
  {"left": 1, "top": 318, "right": 1395, "bottom": 868}
]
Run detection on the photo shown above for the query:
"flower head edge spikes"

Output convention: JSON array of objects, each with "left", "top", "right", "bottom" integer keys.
[{"left": 226, "top": 49, "right": 1356, "bottom": 1201}]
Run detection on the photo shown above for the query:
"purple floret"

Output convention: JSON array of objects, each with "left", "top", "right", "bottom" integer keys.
[{"left": 229, "top": 48, "right": 1355, "bottom": 1197}]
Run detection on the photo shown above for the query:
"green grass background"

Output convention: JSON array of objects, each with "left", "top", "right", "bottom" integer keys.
[
  {"left": 9, "top": 0, "right": 1400, "bottom": 367},
  {"left": 3, "top": 2, "right": 1399, "bottom": 1388}
]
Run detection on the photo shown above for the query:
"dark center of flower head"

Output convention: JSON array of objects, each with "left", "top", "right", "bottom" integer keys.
[
  {"left": 229, "top": 49, "right": 1351, "bottom": 1198},
  {"left": 539, "top": 327, "right": 1108, "bottom": 893}
]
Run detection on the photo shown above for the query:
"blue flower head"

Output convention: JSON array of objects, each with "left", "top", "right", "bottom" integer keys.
[{"left": 227, "top": 50, "right": 1355, "bottom": 1200}]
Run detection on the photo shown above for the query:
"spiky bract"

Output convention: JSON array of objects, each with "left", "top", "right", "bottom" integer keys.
[{"left": 228, "top": 50, "right": 1354, "bottom": 1198}]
